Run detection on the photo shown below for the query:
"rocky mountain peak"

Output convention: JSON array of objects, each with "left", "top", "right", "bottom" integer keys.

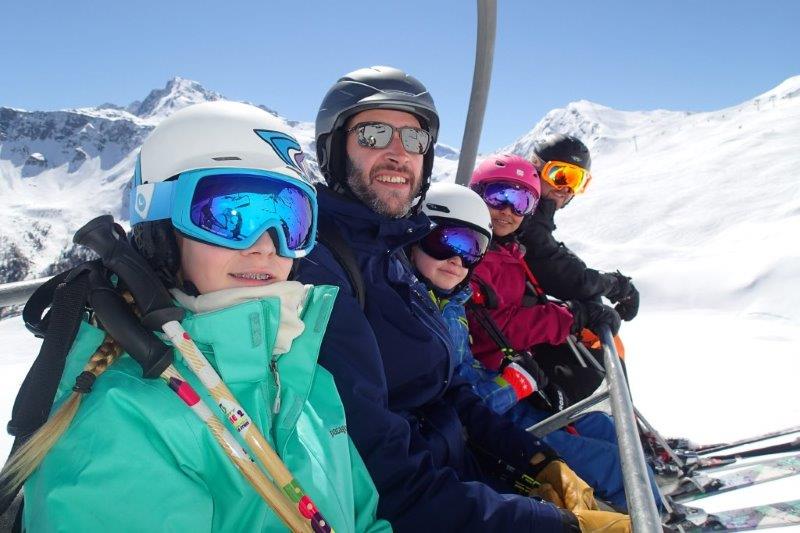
[{"left": 128, "top": 76, "right": 223, "bottom": 119}]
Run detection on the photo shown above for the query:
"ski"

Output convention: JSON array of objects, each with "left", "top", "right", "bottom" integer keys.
[
  {"left": 665, "top": 499, "right": 800, "bottom": 532},
  {"left": 667, "top": 425, "right": 800, "bottom": 455},
  {"left": 665, "top": 454, "right": 800, "bottom": 503},
  {"left": 696, "top": 437, "right": 800, "bottom": 464},
  {"left": 670, "top": 438, "right": 800, "bottom": 473}
]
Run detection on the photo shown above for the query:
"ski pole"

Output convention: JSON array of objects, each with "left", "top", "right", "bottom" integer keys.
[
  {"left": 163, "top": 322, "right": 334, "bottom": 533},
  {"left": 565, "top": 335, "right": 588, "bottom": 368},
  {"left": 87, "top": 274, "right": 311, "bottom": 532},
  {"left": 161, "top": 366, "right": 311, "bottom": 533},
  {"left": 636, "top": 407, "right": 686, "bottom": 469},
  {"left": 467, "top": 301, "right": 554, "bottom": 410}
]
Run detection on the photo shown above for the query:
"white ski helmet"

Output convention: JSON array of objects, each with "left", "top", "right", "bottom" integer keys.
[
  {"left": 421, "top": 182, "right": 493, "bottom": 239},
  {"left": 129, "top": 100, "right": 315, "bottom": 286},
  {"left": 131, "top": 100, "right": 312, "bottom": 225}
]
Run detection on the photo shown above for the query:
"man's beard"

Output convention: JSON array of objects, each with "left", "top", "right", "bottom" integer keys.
[{"left": 345, "top": 157, "right": 422, "bottom": 218}]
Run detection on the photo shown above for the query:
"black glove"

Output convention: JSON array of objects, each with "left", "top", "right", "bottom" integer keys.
[
  {"left": 568, "top": 300, "right": 621, "bottom": 336},
  {"left": 603, "top": 271, "right": 640, "bottom": 321},
  {"left": 543, "top": 382, "right": 571, "bottom": 412}
]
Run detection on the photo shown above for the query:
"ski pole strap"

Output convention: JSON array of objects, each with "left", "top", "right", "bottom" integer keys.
[{"left": 8, "top": 266, "right": 92, "bottom": 439}]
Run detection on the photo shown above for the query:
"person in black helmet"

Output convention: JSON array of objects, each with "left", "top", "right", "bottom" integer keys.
[
  {"left": 296, "top": 66, "right": 631, "bottom": 533},
  {"left": 518, "top": 135, "right": 640, "bottom": 321}
]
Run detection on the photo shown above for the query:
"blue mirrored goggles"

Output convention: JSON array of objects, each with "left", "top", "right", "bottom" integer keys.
[
  {"left": 481, "top": 182, "right": 539, "bottom": 216},
  {"left": 133, "top": 168, "right": 317, "bottom": 258},
  {"left": 419, "top": 221, "right": 490, "bottom": 268}
]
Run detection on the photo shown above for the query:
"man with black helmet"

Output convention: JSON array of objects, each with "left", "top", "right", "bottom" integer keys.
[
  {"left": 297, "top": 66, "right": 631, "bottom": 533},
  {"left": 519, "top": 135, "right": 640, "bottom": 321}
]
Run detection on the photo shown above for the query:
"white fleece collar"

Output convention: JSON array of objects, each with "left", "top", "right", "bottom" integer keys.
[{"left": 170, "top": 282, "right": 311, "bottom": 355}]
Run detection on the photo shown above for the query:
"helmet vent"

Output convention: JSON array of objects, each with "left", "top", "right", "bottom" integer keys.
[
  {"left": 495, "top": 160, "right": 506, "bottom": 167},
  {"left": 425, "top": 202, "right": 450, "bottom": 213},
  {"left": 212, "top": 156, "right": 242, "bottom": 161}
]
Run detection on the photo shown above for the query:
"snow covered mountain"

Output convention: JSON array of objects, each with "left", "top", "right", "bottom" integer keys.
[
  {"left": 2, "top": 74, "right": 799, "bottom": 320},
  {"left": 500, "top": 77, "right": 800, "bottom": 322},
  {"left": 0, "top": 77, "right": 309, "bottom": 295}
]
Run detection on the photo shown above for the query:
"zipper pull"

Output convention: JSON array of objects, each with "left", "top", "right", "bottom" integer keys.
[{"left": 270, "top": 358, "right": 282, "bottom": 414}]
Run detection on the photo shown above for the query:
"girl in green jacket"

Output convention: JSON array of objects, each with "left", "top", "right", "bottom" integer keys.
[{"left": 1, "top": 101, "right": 390, "bottom": 533}]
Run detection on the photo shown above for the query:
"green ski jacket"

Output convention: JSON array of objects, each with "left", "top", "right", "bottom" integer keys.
[{"left": 24, "top": 282, "right": 391, "bottom": 533}]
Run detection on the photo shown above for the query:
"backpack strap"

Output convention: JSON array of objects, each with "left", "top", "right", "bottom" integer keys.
[
  {"left": 316, "top": 219, "right": 366, "bottom": 311},
  {"left": 0, "top": 262, "right": 95, "bottom": 517}
]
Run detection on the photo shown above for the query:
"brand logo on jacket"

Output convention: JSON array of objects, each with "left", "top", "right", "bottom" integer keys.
[{"left": 329, "top": 425, "right": 348, "bottom": 438}]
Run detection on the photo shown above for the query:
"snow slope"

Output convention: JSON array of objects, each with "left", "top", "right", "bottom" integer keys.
[{"left": 2, "top": 75, "right": 799, "bottom": 523}]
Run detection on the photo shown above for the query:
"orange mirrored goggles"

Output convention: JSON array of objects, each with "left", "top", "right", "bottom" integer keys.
[{"left": 540, "top": 160, "right": 592, "bottom": 194}]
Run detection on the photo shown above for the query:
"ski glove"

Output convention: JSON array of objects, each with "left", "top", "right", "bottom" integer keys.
[
  {"left": 527, "top": 454, "right": 597, "bottom": 512},
  {"left": 603, "top": 271, "right": 640, "bottom": 321},
  {"left": 499, "top": 351, "right": 548, "bottom": 400},
  {"left": 560, "top": 509, "right": 632, "bottom": 533},
  {"left": 529, "top": 381, "right": 571, "bottom": 413},
  {"left": 568, "top": 300, "right": 622, "bottom": 336}
]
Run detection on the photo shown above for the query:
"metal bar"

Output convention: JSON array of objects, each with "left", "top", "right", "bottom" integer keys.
[
  {"left": 576, "top": 336, "right": 606, "bottom": 372},
  {"left": 0, "top": 277, "right": 50, "bottom": 308},
  {"left": 454, "top": 0, "right": 497, "bottom": 186},
  {"left": 600, "top": 326, "right": 662, "bottom": 531},
  {"left": 565, "top": 335, "right": 588, "bottom": 368},
  {"left": 526, "top": 388, "right": 610, "bottom": 437},
  {"left": 636, "top": 407, "right": 685, "bottom": 468}
]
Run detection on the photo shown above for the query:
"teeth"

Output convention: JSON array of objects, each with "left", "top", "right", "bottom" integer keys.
[
  {"left": 376, "top": 175, "right": 407, "bottom": 184},
  {"left": 232, "top": 273, "right": 271, "bottom": 280}
]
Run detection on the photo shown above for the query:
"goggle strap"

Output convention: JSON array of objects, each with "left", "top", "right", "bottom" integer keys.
[{"left": 131, "top": 181, "right": 175, "bottom": 224}]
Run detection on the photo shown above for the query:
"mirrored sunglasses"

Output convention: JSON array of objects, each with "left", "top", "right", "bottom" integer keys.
[{"left": 346, "top": 121, "right": 432, "bottom": 155}]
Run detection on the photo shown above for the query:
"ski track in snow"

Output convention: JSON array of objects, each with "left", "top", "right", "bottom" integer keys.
[{"left": 2, "top": 75, "right": 800, "bottom": 527}]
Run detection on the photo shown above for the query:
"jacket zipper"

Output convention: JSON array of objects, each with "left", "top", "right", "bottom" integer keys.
[{"left": 270, "top": 356, "right": 282, "bottom": 414}]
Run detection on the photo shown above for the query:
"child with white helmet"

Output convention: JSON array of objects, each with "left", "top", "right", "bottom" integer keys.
[
  {"left": 1, "top": 101, "right": 389, "bottom": 533},
  {"left": 410, "top": 181, "right": 632, "bottom": 532}
]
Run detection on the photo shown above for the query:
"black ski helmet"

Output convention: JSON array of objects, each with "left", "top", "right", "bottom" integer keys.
[
  {"left": 533, "top": 134, "right": 591, "bottom": 171},
  {"left": 315, "top": 66, "right": 440, "bottom": 199}
]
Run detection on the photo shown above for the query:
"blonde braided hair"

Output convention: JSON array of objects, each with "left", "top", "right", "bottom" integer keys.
[{"left": 0, "top": 335, "right": 123, "bottom": 498}]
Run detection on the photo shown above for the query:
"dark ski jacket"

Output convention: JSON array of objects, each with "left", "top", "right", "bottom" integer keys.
[
  {"left": 517, "top": 197, "right": 614, "bottom": 301},
  {"left": 296, "top": 186, "right": 565, "bottom": 533}
]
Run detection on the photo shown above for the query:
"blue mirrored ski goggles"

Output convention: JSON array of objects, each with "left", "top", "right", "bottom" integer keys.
[
  {"left": 419, "top": 222, "right": 490, "bottom": 267},
  {"left": 135, "top": 168, "right": 317, "bottom": 258}
]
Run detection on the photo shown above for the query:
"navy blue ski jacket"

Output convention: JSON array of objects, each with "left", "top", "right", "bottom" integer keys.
[{"left": 296, "top": 186, "right": 565, "bottom": 532}]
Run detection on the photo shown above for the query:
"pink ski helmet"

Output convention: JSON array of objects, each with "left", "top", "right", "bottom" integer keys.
[{"left": 468, "top": 154, "right": 541, "bottom": 198}]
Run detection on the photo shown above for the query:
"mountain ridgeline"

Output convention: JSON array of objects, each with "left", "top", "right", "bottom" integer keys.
[{"left": 2, "top": 75, "right": 799, "bottom": 318}]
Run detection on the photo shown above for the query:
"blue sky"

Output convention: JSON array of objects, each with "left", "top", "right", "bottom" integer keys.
[{"left": 2, "top": 0, "right": 798, "bottom": 152}]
